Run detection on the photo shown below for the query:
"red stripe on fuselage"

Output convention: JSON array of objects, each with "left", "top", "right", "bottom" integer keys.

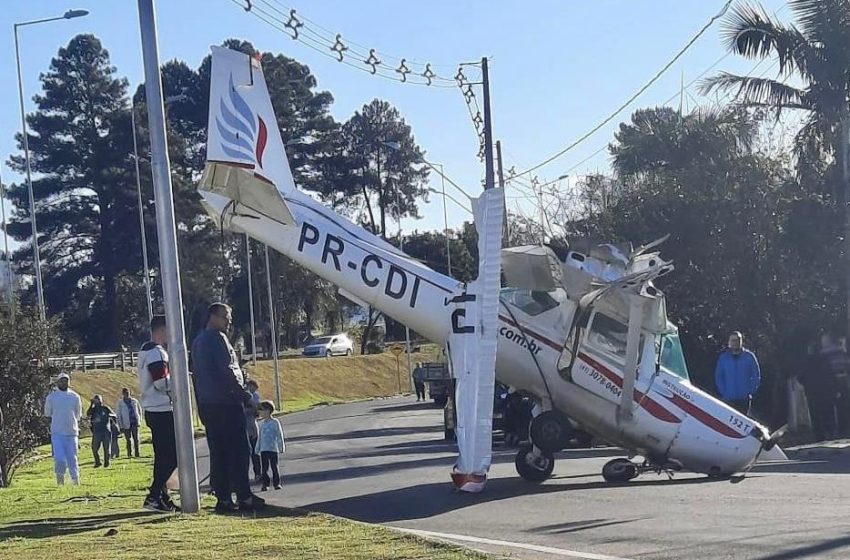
[
  {"left": 663, "top": 393, "right": 744, "bottom": 439},
  {"left": 577, "top": 352, "right": 680, "bottom": 424}
]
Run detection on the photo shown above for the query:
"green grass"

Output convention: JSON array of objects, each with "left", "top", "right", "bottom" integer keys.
[{"left": 0, "top": 437, "right": 485, "bottom": 560}]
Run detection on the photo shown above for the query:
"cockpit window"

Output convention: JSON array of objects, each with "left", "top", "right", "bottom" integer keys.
[
  {"left": 659, "top": 334, "right": 690, "bottom": 380},
  {"left": 500, "top": 288, "right": 559, "bottom": 316},
  {"left": 586, "top": 313, "right": 630, "bottom": 361}
]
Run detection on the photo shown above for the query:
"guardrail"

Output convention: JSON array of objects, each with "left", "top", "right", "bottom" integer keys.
[{"left": 48, "top": 351, "right": 139, "bottom": 373}]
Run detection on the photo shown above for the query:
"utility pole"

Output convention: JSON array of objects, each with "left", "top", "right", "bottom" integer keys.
[
  {"left": 264, "top": 244, "right": 281, "bottom": 410},
  {"left": 137, "top": 0, "right": 199, "bottom": 513},
  {"left": 842, "top": 114, "right": 850, "bottom": 338},
  {"left": 131, "top": 108, "right": 154, "bottom": 325},
  {"left": 481, "top": 57, "right": 495, "bottom": 191},
  {"left": 246, "top": 234, "right": 257, "bottom": 366}
]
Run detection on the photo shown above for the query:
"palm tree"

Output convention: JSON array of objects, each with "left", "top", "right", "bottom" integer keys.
[{"left": 701, "top": 0, "right": 850, "bottom": 326}]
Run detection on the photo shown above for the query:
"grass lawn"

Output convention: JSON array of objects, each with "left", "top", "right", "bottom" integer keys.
[{"left": 0, "top": 435, "right": 484, "bottom": 559}]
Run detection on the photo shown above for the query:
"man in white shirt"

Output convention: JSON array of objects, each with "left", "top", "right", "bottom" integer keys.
[
  {"left": 44, "top": 372, "right": 82, "bottom": 485},
  {"left": 116, "top": 387, "right": 142, "bottom": 458}
]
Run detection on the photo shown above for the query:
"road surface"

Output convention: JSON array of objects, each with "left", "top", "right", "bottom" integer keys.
[{"left": 198, "top": 397, "right": 850, "bottom": 559}]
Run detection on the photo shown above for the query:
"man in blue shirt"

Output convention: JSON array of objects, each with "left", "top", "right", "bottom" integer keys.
[{"left": 714, "top": 331, "right": 761, "bottom": 415}]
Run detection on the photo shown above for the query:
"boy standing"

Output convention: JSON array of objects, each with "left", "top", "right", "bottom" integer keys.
[
  {"left": 87, "top": 395, "right": 114, "bottom": 468},
  {"left": 256, "top": 401, "right": 285, "bottom": 491}
]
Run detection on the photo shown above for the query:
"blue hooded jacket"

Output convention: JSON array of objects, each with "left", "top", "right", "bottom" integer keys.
[{"left": 714, "top": 348, "right": 761, "bottom": 401}]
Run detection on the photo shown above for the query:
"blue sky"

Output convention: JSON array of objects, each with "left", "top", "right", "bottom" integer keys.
[{"left": 0, "top": 0, "right": 788, "bottom": 247}]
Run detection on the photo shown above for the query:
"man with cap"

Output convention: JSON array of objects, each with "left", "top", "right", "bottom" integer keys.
[{"left": 44, "top": 373, "right": 83, "bottom": 485}]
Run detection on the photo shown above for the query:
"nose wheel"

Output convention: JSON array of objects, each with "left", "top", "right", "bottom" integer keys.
[
  {"left": 515, "top": 445, "right": 555, "bottom": 482},
  {"left": 602, "top": 458, "right": 639, "bottom": 483}
]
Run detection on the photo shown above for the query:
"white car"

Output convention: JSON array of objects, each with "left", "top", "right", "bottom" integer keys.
[{"left": 302, "top": 334, "right": 354, "bottom": 357}]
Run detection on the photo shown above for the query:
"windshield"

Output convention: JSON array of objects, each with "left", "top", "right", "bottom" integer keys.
[
  {"left": 310, "top": 337, "right": 333, "bottom": 345},
  {"left": 500, "top": 288, "right": 559, "bottom": 316},
  {"left": 659, "top": 334, "right": 690, "bottom": 380}
]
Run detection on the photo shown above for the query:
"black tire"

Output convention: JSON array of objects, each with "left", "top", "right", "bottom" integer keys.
[
  {"left": 602, "top": 458, "right": 638, "bottom": 483},
  {"left": 434, "top": 396, "right": 448, "bottom": 407},
  {"left": 530, "top": 411, "right": 573, "bottom": 453},
  {"left": 515, "top": 446, "right": 555, "bottom": 482},
  {"left": 346, "top": 349, "right": 353, "bottom": 356}
]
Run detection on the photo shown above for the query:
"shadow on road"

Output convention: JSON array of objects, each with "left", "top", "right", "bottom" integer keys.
[
  {"left": 750, "top": 455, "right": 850, "bottom": 475},
  {"left": 754, "top": 536, "right": 850, "bottom": 559},
  {"left": 287, "top": 425, "right": 443, "bottom": 444},
  {"left": 372, "top": 402, "right": 442, "bottom": 413},
  {"left": 527, "top": 517, "right": 649, "bottom": 535},
  {"left": 301, "top": 474, "right": 723, "bottom": 523}
]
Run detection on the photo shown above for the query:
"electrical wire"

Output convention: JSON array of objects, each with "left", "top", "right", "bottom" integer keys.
[
  {"left": 511, "top": 0, "right": 735, "bottom": 179},
  {"left": 231, "top": 0, "right": 460, "bottom": 88}
]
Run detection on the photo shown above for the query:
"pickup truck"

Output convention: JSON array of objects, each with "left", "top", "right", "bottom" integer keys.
[{"left": 412, "top": 362, "right": 452, "bottom": 407}]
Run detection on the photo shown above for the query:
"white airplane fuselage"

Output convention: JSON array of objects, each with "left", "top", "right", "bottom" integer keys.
[{"left": 202, "top": 187, "right": 780, "bottom": 477}]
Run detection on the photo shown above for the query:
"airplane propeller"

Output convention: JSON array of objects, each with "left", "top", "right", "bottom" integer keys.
[{"left": 730, "top": 424, "right": 788, "bottom": 484}]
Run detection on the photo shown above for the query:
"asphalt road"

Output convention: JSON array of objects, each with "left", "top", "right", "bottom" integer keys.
[{"left": 198, "top": 397, "right": 850, "bottom": 560}]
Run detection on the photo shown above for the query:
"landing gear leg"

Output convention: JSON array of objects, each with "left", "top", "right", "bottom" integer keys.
[{"left": 514, "top": 445, "right": 555, "bottom": 482}]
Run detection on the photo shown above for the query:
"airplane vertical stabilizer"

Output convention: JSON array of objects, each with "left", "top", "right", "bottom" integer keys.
[{"left": 206, "top": 45, "right": 297, "bottom": 197}]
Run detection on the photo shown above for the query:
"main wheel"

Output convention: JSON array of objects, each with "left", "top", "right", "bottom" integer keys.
[
  {"left": 514, "top": 446, "right": 555, "bottom": 482},
  {"left": 602, "top": 458, "right": 638, "bottom": 483},
  {"left": 345, "top": 349, "right": 353, "bottom": 356},
  {"left": 530, "top": 411, "right": 572, "bottom": 453}
]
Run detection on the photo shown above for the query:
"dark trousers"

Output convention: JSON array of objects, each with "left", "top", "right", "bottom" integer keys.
[
  {"left": 199, "top": 403, "right": 251, "bottom": 503},
  {"left": 808, "top": 394, "right": 837, "bottom": 441},
  {"left": 145, "top": 411, "right": 177, "bottom": 498},
  {"left": 248, "top": 436, "right": 261, "bottom": 478},
  {"left": 92, "top": 430, "right": 110, "bottom": 467},
  {"left": 260, "top": 451, "right": 280, "bottom": 488},
  {"left": 124, "top": 424, "right": 140, "bottom": 457},
  {"left": 414, "top": 381, "right": 426, "bottom": 401}
]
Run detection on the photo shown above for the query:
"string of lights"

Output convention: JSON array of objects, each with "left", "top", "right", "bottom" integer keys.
[{"left": 231, "top": 0, "right": 464, "bottom": 88}]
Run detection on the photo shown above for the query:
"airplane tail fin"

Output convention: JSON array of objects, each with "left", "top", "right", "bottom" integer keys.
[{"left": 201, "top": 46, "right": 298, "bottom": 227}]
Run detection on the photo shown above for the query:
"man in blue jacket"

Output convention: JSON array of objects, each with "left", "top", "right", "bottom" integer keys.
[
  {"left": 715, "top": 331, "right": 761, "bottom": 415},
  {"left": 192, "top": 302, "right": 265, "bottom": 514}
]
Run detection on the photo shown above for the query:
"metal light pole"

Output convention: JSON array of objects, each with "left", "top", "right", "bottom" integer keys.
[
  {"left": 436, "top": 162, "right": 452, "bottom": 277},
  {"left": 264, "top": 244, "right": 281, "bottom": 409},
  {"left": 0, "top": 169, "right": 14, "bottom": 314},
  {"left": 246, "top": 234, "right": 257, "bottom": 366},
  {"left": 14, "top": 10, "right": 89, "bottom": 321},
  {"left": 131, "top": 108, "right": 154, "bottom": 324},
  {"left": 137, "top": 0, "right": 199, "bottom": 513}
]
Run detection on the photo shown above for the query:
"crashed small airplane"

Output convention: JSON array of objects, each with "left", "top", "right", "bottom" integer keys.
[{"left": 198, "top": 47, "right": 786, "bottom": 491}]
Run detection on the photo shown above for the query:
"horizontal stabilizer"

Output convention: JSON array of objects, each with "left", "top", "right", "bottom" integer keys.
[{"left": 199, "top": 162, "right": 296, "bottom": 228}]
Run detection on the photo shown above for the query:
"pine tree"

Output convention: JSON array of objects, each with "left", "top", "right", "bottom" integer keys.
[{"left": 6, "top": 34, "right": 138, "bottom": 349}]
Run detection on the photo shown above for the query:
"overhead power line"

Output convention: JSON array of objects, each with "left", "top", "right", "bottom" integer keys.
[
  {"left": 511, "top": 0, "right": 734, "bottom": 179},
  {"left": 230, "top": 0, "right": 463, "bottom": 88}
]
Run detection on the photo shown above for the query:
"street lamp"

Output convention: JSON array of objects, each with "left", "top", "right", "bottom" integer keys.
[
  {"left": 383, "top": 141, "right": 459, "bottom": 276},
  {"left": 14, "top": 9, "right": 89, "bottom": 320},
  {"left": 130, "top": 107, "right": 154, "bottom": 324}
]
